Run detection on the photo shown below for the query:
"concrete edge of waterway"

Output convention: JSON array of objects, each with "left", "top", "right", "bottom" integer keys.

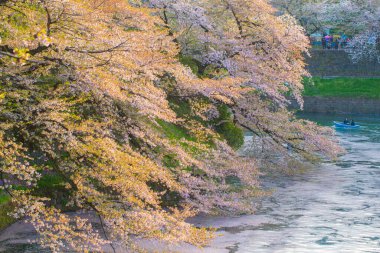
[{"left": 291, "top": 96, "right": 380, "bottom": 116}]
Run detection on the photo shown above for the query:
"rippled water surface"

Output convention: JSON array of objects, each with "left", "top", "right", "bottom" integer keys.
[{"left": 176, "top": 115, "right": 380, "bottom": 253}]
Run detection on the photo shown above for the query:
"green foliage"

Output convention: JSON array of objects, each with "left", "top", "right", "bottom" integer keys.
[
  {"left": 303, "top": 77, "right": 380, "bottom": 98},
  {"left": 179, "top": 55, "right": 201, "bottom": 75},
  {"left": 216, "top": 104, "right": 231, "bottom": 121},
  {"left": 160, "top": 190, "right": 182, "bottom": 208},
  {"left": 165, "top": 97, "right": 244, "bottom": 150},
  {"left": 168, "top": 96, "right": 193, "bottom": 119},
  {"left": 224, "top": 175, "right": 247, "bottom": 193},
  {"left": 157, "top": 119, "right": 194, "bottom": 141},
  {"left": 203, "top": 65, "right": 229, "bottom": 79},
  {"left": 35, "top": 76, "right": 64, "bottom": 89},
  {"left": 148, "top": 181, "right": 182, "bottom": 208},
  {"left": 163, "top": 154, "right": 180, "bottom": 168},
  {"left": 0, "top": 203, "right": 14, "bottom": 230},
  {"left": 157, "top": 116, "right": 215, "bottom": 156},
  {"left": 0, "top": 26, "right": 10, "bottom": 41},
  {"left": 8, "top": 12, "right": 29, "bottom": 31},
  {"left": 168, "top": 95, "right": 211, "bottom": 124},
  {"left": 214, "top": 105, "right": 244, "bottom": 150},
  {"left": 164, "top": 96, "right": 214, "bottom": 144},
  {"left": 183, "top": 166, "right": 207, "bottom": 177},
  {"left": 35, "top": 174, "right": 72, "bottom": 210},
  {"left": 0, "top": 190, "right": 11, "bottom": 205},
  {"left": 215, "top": 121, "right": 244, "bottom": 150},
  {"left": 36, "top": 174, "right": 66, "bottom": 190},
  {"left": 179, "top": 55, "right": 230, "bottom": 80},
  {"left": 225, "top": 175, "right": 241, "bottom": 186},
  {"left": 0, "top": 191, "right": 14, "bottom": 230}
]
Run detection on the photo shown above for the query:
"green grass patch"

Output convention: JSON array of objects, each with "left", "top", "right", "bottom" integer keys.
[
  {"left": 303, "top": 77, "right": 380, "bottom": 98},
  {"left": 179, "top": 55, "right": 200, "bottom": 75},
  {"left": 215, "top": 121, "right": 244, "bottom": 150},
  {"left": 0, "top": 203, "right": 14, "bottom": 230},
  {"left": 0, "top": 190, "right": 15, "bottom": 230},
  {"left": 157, "top": 119, "right": 195, "bottom": 141},
  {"left": 0, "top": 190, "right": 11, "bottom": 205},
  {"left": 163, "top": 154, "right": 180, "bottom": 168},
  {"left": 214, "top": 105, "right": 244, "bottom": 150},
  {"left": 164, "top": 100, "right": 244, "bottom": 150},
  {"left": 34, "top": 174, "right": 73, "bottom": 210},
  {"left": 36, "top": 174, "right": 67, "bottom": 190}
]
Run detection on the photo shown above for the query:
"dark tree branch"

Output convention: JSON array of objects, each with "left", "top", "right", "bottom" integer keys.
[
  {"left": 0, "top": 4, "right": 27, "bottom": 16},
  {"left": 224, "top": 0, "right": 243, "bottom": 35},
  {"left": 0, "top": 51, "right": 49, "bottom": 65},
  {"left": 44, "top": 6, "right": 52, "bottom": 36},
  {"left": 0, "top": 172, "right": 14, "bottom": 197},
  {"left": 64, "top": 41, "right": 127, "bottom": 54},
  {"left": 98, "top": 214, "right": 116, "bottom": 253}
]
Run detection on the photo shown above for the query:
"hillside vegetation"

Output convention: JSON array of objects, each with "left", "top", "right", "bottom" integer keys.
[{"left": 0, "top": 0, "right": 341, "bottom": 251}]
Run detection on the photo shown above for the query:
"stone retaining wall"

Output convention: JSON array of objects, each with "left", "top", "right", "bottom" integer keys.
[
  {"left": 306, "top": 50, "right": 380, "bottom": 77},
  {"left": 293, "top": 96, "right": 380, "bottom": 115}
]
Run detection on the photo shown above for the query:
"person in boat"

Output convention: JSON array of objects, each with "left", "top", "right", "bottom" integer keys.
[
  {"left": 343, "top": 118, "right": 349, "bottom": 124},
  {"left": 350, "top": 119, "right": 356, "bottom": 126}
]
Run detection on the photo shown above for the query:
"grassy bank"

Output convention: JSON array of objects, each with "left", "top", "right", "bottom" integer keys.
[
  {"left": 0, "top": 190, "right": 14, "bottom": 230},
  {"left": 303, "top": 77, "right": 380, "bottom": 98}
]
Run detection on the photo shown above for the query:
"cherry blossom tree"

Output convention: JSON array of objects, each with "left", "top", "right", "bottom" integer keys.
[
  {"left": 335, "top": 0, "right": 380, "bottom": 62},
  {"left": 0, "top": 0, "right": 342, "bottom": 252},
  {"left": 271, "top": 0, "right": 327, "bottom": 35},
  {"left": 150, "top": 0, "right": 342, "bottom": 167},
  {"left": 273, "top": 0, "right": 380, "bottom": 62}
]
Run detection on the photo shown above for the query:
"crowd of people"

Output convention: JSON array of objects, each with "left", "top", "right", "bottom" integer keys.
[
  {"left": 322, "top": 34, "right": 350, "bottom": 49},
  {"left": 311, "top": 34, "right": 351, "bottom": 49}
]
